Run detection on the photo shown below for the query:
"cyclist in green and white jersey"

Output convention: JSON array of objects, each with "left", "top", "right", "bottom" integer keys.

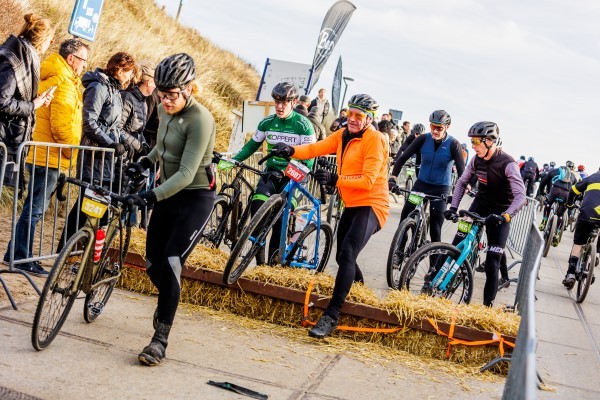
[{"left": 218, "top": 82, "right": 315, "bottom": 263}]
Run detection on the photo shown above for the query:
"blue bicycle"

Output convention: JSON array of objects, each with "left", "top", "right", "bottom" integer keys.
[
  {"left": 222, "top": 153, "right": 334, "bottom": 285},
  {"left": 399, "top": 210, "right": 486, "bottom": 304}
]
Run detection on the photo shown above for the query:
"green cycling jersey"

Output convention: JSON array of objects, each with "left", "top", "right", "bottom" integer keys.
[{"left": 233, "top": 110, "right": 316, "bottom": 170}]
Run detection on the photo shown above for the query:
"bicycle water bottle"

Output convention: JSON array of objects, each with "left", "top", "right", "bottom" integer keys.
[
  {"left": 93, "top": 229, "right": 106, "bottom": 262},
  {"left": 291, "top": 212, "right": 308, "bottom": 242}
]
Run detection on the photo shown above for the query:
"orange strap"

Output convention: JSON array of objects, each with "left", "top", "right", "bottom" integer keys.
[
  {"left": 427, "top": 316, "right": 515, "bottom": 358},
  {"left": 302, "top": 279, "right": 404, "bottom": 333}
]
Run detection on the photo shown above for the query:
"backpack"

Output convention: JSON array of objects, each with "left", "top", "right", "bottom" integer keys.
[
  {"left": 523, "top": 160, "right": 536, "bottom": 174},
  {"left": 551, "top": 166, "right": 571, "bottom": 184}
]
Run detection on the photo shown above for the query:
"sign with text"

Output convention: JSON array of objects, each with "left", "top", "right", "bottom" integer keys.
[
  {"left": 68, "top": 0, "right": 105, "bottom": 42},
  {"left": 256, "top": 58, "right": 312, "bottom": 101}
]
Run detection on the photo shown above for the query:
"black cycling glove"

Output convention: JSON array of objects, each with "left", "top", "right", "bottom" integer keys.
[
  {"left": 314, "top": 168, "right": 338, "bottom": 187},
  {"left": 272, "top": 142, "right": 295, "bottom": 158},
  {"left": 443, "top": 207, "right": 458, "bottom": 222}
]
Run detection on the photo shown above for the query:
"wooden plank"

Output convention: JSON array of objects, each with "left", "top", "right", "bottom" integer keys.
[{"left": 122, "top": 252, "right": 515, "bottom": 343}]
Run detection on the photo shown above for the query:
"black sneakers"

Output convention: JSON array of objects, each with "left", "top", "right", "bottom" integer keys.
[
  {"left": 14, "top": 261, "right": 48, "bottom": 276},
  {"left": 309, "top": 315, "right": 338, "bottom": 339}
]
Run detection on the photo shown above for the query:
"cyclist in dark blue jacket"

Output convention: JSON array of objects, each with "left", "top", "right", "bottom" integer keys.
[{"left": 389, "top": 110, "right": 464, "bottom": 244}]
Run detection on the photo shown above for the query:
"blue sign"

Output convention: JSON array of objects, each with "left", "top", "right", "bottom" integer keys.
[{"left": 68, "top": 0, "right": 105, "bottom": 42}]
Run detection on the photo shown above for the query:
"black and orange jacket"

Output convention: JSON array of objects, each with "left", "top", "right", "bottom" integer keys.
[{"left": 293, "top": 125, "right": 390, "bottom": 228}]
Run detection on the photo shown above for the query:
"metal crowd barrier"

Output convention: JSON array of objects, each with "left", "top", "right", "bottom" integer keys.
[
  {"left": 502, "top": 223, "right": 544, "bottom": 400},
  {"left": 0, "top": 141, "right": 119, "bottom": 309}
]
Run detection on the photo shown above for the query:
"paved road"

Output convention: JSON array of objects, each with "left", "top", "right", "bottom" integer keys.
[{"left": 0, "top": 196, "right": 599, "bottom": 399}]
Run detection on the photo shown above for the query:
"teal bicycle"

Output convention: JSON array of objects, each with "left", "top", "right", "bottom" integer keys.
[
  {"left": 222, "top": 153, "right": 334, "bottom": 285},
  {"left": 399, "top": 209, "right": 486, "bottom": 304}
]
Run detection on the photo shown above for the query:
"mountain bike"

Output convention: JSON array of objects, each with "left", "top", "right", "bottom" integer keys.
[
  {"left": 223, "top": 154, "right": 333, "bottom": 285},
  {"left": 386, "top": 188, "right": 446, "bottom": 289},
  {"left": 200, "top": 152, "right": 260, "bottom": 248},
  {"left": 31, "top": 174, "right": 139, "bottom": 350},
  {"left": 573, "top": 227, "right": 598, "bottom": 303},
  {"left": 540, "top": 197, "right": 565, "bottom": 257},
  {"left": 399, "top": 210, "right": 487, "bottom": 304}
]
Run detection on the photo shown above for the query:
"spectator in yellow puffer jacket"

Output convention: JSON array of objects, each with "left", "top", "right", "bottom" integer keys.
[{"left": 3, "top": 39, "right": 88, "bottom": 276}]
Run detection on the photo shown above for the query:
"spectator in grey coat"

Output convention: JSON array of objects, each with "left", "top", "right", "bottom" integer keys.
[{"left": 310, "top": 88, "right": 330, "bottom": 123}]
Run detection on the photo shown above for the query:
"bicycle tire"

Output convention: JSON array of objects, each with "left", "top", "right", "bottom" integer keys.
[
  {"left": 285, "top": 221, "right": 333, "bottom": 273},
  {"left": 326, "top": 193, "right": 342, "bottom": 239},
  {"left": 399, "top": 242, "right": 474, "bottom": 304},
  {"left": 576, "top": 239, "right": 596, "bottom": 303},
  {"left": 386, "top": 218, "right": 418, "bottom": 289},
  {"left": 405, "top": 177, "right": 413, "bottom": 192},
  {"left": 542, "top": 215, "right": 557, "bottom": 257},
  {"left": 31, "top": 229, "right": 92, "bottom": 350},
  {"left": 223, "top": 194, "right": 284, "bottom": 285},
  {"left": 83, "top": 224, "right": 128, "bottom": 323},
  {"left": 200, "top": 195, "right": 229, "bottom": 247},
  {"left": 569, "top": 208, "right": 578, "bottom": 233}
]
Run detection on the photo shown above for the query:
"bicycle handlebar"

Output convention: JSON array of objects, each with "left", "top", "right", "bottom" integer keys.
[
  {"left": 213, "top": 151, "right": 264, "bottom": 176},
  {"left": 392, "top": 187, "right": 446, "bottom": 202},
  {"left": 458, "top": 209, "right": 486, "bottom": 223},
  {"left": 55, "top": 173, "right": 129, "bottom": 205}
]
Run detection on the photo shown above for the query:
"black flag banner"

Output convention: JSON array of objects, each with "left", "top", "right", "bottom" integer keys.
[
  {"left": 308, "top": 1, "right": 356, "bottom": 92},
  {"left": 331, "top": 56, "right": 342, "bottom": 115}
]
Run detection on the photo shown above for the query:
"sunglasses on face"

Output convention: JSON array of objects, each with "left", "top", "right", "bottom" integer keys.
[
  {"left": 470, "top": 137, "right": 491, "bottom": 145},
  {"left": 347, "top": 110, "right": 367, "bottom": 121},
  {"left": 430, "top": 125, "right": 445, "bottom": 132},
  {"left": 157, "top": 90, "right": 183, "bottom": 101}
]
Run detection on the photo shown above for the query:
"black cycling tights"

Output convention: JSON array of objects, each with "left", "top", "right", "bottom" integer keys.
[
  {"left": 400, "top": 179, "right": 448, "bottom": 243},
  {"left": 325, "top": 206, "right": 380, "bottom": 320},
  {"left": 145, "top": 189, "right": 215, "bottom": 325},
  {"left": 451, "top": 204, "right": 510, "bottom": 306}
]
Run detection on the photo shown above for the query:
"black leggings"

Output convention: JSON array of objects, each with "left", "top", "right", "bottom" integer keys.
[
  {"left": 145, "top": 189, "right": 214, "bottom": 325},
  {"left": 325, "top": 206, "right": 380, "bottom": 320},
  {"left": 400, "top": 179, "right": 449, "bottom": 243},
  {"left": 451, "top": 202, "right": 510, "bottom": 306}
]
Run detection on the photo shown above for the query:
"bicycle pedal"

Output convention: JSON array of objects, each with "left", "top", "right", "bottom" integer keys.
[
  {"left": 475, "top": 265, "right": 485, "bottom": 273},
  {"left": 88, "top": 303, "right": 104, "bottom": 316}
]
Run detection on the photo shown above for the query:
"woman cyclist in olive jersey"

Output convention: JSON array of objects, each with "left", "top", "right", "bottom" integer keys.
[
  {"left": 125, "top": 53, "right": 216, "bottom": 366},
  {"left": 272, "top": 94, "right": 389, "bottom": 338}
]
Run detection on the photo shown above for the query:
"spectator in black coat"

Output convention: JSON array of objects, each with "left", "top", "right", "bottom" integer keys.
[{"left": 294, "top": 94, "right": 310, "bottom": 117}]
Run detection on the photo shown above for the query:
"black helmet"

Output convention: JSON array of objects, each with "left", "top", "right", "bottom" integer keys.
[
  {"left": 549, "top": 161, "right": 556, "bottom": 168},
  {"left": 528, "top": 156, "right": 534, "bottom": 161},
  {"left": 348, "top": 94, "right": 379, "bottom": 118},
  {"left": 467, "top": 121, "right": 499, "bottom": 139},
  {"left": 566, "top": 160, "right": 575, "bottom": 169},
  {"left": 429, "top": 110, "right": 451, "bottom": 125},
  {"left": 520, "top": 155, "right": 526, "bottom": 160},
  {"left": 411, "top": 123, "right": 425, "bottom": 135},
  {"left": 271, "top": 82, "right": 299, "bottom": 102},
  {"left": 154, "top": 53, "right": 196, "bottom": 90}
]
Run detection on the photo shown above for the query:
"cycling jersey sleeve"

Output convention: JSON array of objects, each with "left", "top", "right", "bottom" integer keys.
[
  {"left": 450, "top": 139, "right": 465, "bottom": 177},
  {"left": 233, "top": 137, "right": 262, "bottom": 163},
  {"left": 504, "top": 162, "right": 527, "bottom": 217},
  {"left": 391, "top": 134, "right": 425, "bottom": 177},
  {"left": 293, "top": 130, "right": 339, "bottom": 160},
  {"left": 451, "top": 158, "right": 476, "bottom": 209}
]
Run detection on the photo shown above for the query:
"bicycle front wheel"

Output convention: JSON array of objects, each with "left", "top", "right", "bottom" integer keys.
[
  {"left": 32, "top": 229, "right": 91, "bottom": 350},
  {"left": 83, "top": 225, "right": 128, "bottom": 323},
  {"left": 223, "top": 194, "right": 284, "bottom": 285},
  {"left": 399, "top": 242, "right": 474, "bottom": 304},
  {"left": 542, "top": 215, "right": 557, "bottom": 257},
  {"left": 386, "top": 218, "right": 417, "bottom": 289},
  {"left": 576, "top": 241, "right": 596, "bottom": 303},
  {"left": 200, "top": 195, "right": 229, "bottom": 247},
  {"left": 326, "top": 193, "right": 342, "bottom": 239},
  {"left": 285, "top": 221, "right": 333, "bottom": 273}
]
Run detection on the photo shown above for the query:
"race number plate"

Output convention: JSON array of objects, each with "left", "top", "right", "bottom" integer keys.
[
  {"left": 457, "top": 220, "right": 472, "bottom": 233},
  {"left": 81, "top": 188, "right": 109, "bottom": 218},
  {"left": 284, "top": 160, "right": 309, "bottom": 183},
  {"left": 408, "top": 193, "right": 424, "bottom": 205}
]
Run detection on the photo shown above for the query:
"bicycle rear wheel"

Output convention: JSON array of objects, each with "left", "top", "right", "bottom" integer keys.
[
  {"left": 386, "top": 218, "right": 417, "bottom": 289},
  {"left": 200, "top": 195, "right": 229, "bottom": 247},
  {"left": 285, "top": 221, "right": 333, "bottom": 273},
  {"left": 399, "top": 242, "right": 473, "bottom": 304},
  {"left": 542, "top": 215, "right": 557, "bottom": 257},
  {"left": 576, "top": 241, "right": 596, "bottom": 303},
  {"left": 223, "top": 195, "right": 284, "bottom": 285},
  {"left": 83, "top": 225, "right": 128, "bottom": 323},
  {"left": 31, "top": 229, "right": 91, "bottom": 350},
  {"left": 569, "top": 209, "right": 579, "bottom": 233}
]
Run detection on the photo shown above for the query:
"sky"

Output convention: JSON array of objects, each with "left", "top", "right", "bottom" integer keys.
[{"left": 157, "top": 0, "right": 599, "bottom": 171}]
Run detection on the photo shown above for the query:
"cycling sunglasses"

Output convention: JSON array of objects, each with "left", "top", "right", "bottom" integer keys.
[{"left": 470, "top": 137, "right": 492, "bottom": 145}]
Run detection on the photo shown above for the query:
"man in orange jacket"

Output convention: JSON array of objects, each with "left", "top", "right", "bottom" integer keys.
[{"left": 272, "top": 94, "right": 389, "bottom": 338}]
